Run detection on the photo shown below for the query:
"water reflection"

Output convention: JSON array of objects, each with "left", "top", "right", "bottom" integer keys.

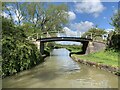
[{"left": 2, "top": 48, "right": 118, "bottom": 88}]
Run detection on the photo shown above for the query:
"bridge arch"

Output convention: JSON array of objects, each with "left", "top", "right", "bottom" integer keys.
[{"left": 36, "top": 37, "right": 92, "bottom": 55}]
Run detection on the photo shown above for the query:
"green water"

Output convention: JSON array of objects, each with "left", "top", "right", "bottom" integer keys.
[{"left": 2, "top": 48, "right": 118, "bottom": 88}]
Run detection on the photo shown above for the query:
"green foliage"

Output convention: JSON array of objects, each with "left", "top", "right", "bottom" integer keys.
[
  {"left": 111, "top": 10, "right": 120, "bottom": 34},
  {"left": 107, "top": 33, "right": 120, "bottom": 51},
  {"left": 43, "top": 4, "right": 68, "bottom": 32},
  {"left": 107, "top": 10, "right": 120, "bottom": 51},
  {"left": 45, "top": 42, "right": 55, "bottom": 52},
  {"left": 82, "top": 28, "right": 107, "bottom": 41},
  {"left": 2, "top": 17, "right": 43, "bottom": 77},
  {"left": 2, "top": 2, "right": 69, "bottom": 38},
  {"left": 55, "top": 44, "right": 82, "bottom": 53},
  {"left": 73, "top": 50, "right": 119, "bottom": 67}
]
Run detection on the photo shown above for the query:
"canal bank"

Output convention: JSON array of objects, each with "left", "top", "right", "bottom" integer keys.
[
  {"left": 70, "top": 53, "right": 120, "bottom": 76},
  {"left": 2, "top": 48, "right": 118, "bottom": 88},
  {"left": 52, "top": 44, "right": 119, "bottom": 76}
]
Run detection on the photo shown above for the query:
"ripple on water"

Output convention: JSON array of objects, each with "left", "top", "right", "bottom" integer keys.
[{"left": 2, "top": 48, "right": 118, "bottom": 88}]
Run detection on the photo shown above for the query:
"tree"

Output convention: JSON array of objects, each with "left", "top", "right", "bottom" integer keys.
[
  {"left": 2, "top": 2, "right": 69, "bottom": 38},
  {"left": 110, "top": 10, "right": 120, "bottom": 34},
  {"left": 82, "top": 28, "right": 107, "bottom": 40},
  {"left": 2, "top": 2, "right": 26, "bottom": 25},
  {"left": 41, "top": 4, "right": 68, "bottom": 33},
  {"left": 107, "top": 10, "right": 120, "bottom": 51}
]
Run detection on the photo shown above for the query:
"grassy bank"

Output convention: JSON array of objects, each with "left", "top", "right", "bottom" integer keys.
[
  {"left": 72, "top": 50, "right": 120, "bottom": 75},
  {"left": 72, "top": 50, "right": 119, "bottom": 67},
  {"left": 54, "top": 44, "right": 82, "bottom": 53}
]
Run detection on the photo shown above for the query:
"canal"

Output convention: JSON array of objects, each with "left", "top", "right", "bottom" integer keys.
[{"left": 2, "top": 48, "right": 118, "bottom": 88}]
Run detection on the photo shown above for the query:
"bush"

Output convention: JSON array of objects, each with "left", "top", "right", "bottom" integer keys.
[
  {"left": 107, "top": 33, "right": 120, "bottom": 51},
  {"left": 2, "top": 17, "right": 43, "bottom": 77},
  {"left": 46, "top": 42, "right": 55, "bottom": 50}
]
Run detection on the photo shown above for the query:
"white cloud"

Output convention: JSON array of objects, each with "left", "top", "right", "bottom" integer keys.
[
  {"left": 59, "top": 21, "right": 94, "bottom": 37},
  {"left": 55, "top": 41, "right": 80, "bottom": 45},
  {"left": 112, "top": 6, "right": 115, "bottom": 8},
  {"left": 58, "top": 21, "right": 94, "bottom": 37},
  {"left": 105, "top": 28, "right": 114, "bottom": 33},
  {"left": 15, "top": 9, "right": 20, "bottom": 17},
  {"left": 34, "top": 18, "right": 37, "bottom": 22},
  {"left": 13, "top": 9, "right": 23, "bottom": 22},
  {"left": 4, "top": 5, "right": 23, "bottom": 24},
  {"left": 6, "top": 6, "right": 13, "bottom": 9},
  {"left": 73, "top": 0, "right": 77, "bottom": 4},
  {"left": 2, "top": 11, "right": 19, "bottom": 23},
  {"left": 56, "top": 27, "right": 80, "bottom": 45},
  {"left": 75, "top": 0, "right": 105, "bottom": 17},
  {"left": 56, "top": 28, "right": 80, "bottom": 45},
  {"left": 1, "top": 12, "right": 9, "bottom": 18},
  {"left": 68, "top": 11, "right": 76, "bottom": 21},
  {"left": 114, "top": 9, "right": 118, "bottom": 14},
  {"left": 13, "top": 15, "right": 18, "bottom": 22},
  {"left": 63, "top": 27, "right": 77, "bottom": 37},
  {"left": 56, "top": 21, "right": 94, "bottom": 45},
  {"left": 70, "top": 21, "right": 94, "bottom": 33},
  {"left": 103, "top": 17, "right": 106, "bottom": 19}
]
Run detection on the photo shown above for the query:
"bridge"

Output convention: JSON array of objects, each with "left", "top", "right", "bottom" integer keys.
[{"left": 37, "top": 37, "right": 92, "bottom": 55}]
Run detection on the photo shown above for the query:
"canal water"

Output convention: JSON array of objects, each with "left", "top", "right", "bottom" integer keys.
[{"left": 2, "top": 48, "right": 118, "bottom": 88}]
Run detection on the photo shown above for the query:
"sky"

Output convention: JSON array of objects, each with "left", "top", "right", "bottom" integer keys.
[
  {"left": 67, "top": 2, "right": 117, "bottom": 29},
  {"left": 55, "top": 1, "right": 118, "bottom": 44},
  {"left": 2, "top": 0, "right": 119, "bottom": 44},
  {"left": 57, "top": 1, "right": 118, "bottom": 36}
]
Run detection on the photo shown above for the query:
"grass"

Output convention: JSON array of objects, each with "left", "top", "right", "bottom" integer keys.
[
  {"left": 54, "top": 44, "right": 82, "bottom": 53},
  {"left": 72, "top": 50, "right": 119, "bottom": 67}
]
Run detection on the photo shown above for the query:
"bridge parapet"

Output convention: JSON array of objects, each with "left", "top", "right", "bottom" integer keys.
[
  {"left": 37, "top": 37, "right": 92, "bottom": 55},
  {"left": 37, "top": 37, "right": 92, "bottom": 42}
]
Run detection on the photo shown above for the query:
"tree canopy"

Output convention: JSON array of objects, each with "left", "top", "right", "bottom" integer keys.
[
  {"left": 82, "top": 28, "right": 107, "bottom": 40},
  {"left": 107, "top": 10, "right": 120, "bottom": 51},
  {"left": 110, "top": 10, "right": 120, "bottom": 34},
  {"left": 2, "top": 2, "right": 69, "bottom": 38}
]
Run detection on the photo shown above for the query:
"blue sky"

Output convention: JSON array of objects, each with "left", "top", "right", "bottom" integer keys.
[
  {"left": 66, "top": 2, "right": 118, "bottom": 29},
  {"left": 2, "top": 1, "right": 119, "bottom": 45},
  {"left": 71, "top": 2, "right": 117, "bottom": 28},
  {"left": 55, "top": 1, "right": 118, "bottom": 44},
  {"left": 54, "top": 1, "right": 119, "bottom": 38},
  {"left": 3, "top": 1, "right": 118, "bottom": 32},
  {"left": 2, "top": 1, "right": 119, "bottom": 36},
  {"left": 52, "top": 1, "right": 118, "bottom": 29}
]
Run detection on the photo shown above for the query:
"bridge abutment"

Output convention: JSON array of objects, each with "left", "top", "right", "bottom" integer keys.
[
  {"left": 85, "top": 41, "right": 94, "bottom": 54},
  {"left": 81, "top": 41, "right": 89, "bottom": 54},
  {"left": 40, "top": 42, "right": 44, "bottom": 55}
]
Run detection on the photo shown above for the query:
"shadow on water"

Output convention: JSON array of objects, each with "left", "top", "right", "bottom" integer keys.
[
  {"left": 2, "top": 48, "right": 118, "bottom": 88},
  {"left": 69, "top": 51, "right": 85, "bottom": 56},
  {"left": 30, "top": 69, "right": 60, "bottom": 81},
  {"left": 12, "top": 63, "right": 61, "bottom": 82}
]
